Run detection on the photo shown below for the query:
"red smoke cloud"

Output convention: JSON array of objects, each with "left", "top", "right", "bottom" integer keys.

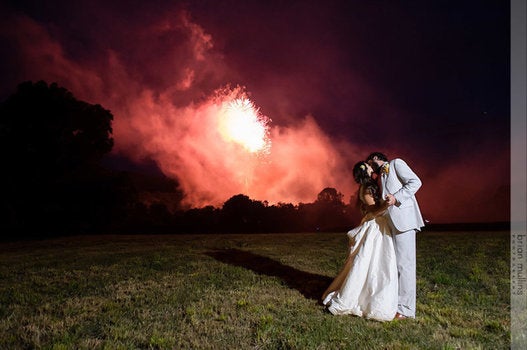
[
  {"left": 0, "top": 7, "right": 510, "bottom": 223},
  {"left": 108, "top": 83, "right": 359, "bottom": 207},
  {"left": 1, "top": 10, "right": 359, "bottom": 208}
]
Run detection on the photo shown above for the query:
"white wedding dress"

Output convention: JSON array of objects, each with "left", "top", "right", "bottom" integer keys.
[{"left": 322, "top": 212, "right": 398, "bottom": 322}]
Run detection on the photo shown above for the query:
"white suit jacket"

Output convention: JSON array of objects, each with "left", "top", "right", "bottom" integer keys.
[{"left": 380, "top": 158, "right": 425, "bottom": 233}]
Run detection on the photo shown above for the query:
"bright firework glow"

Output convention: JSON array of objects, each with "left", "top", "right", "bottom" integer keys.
[{"left": 219, "top": 98, "right": 271, "bottom": 154}]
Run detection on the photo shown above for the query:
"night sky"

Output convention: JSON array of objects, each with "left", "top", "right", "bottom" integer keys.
[{"left": 0, "top": 0, "right": 510, "bottom": 223}]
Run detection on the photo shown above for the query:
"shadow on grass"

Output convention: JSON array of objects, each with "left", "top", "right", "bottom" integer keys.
[{"left": 205, "top": 248, "right": 332, "bottom": 302}]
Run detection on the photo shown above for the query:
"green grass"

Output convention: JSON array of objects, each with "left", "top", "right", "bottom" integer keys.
[{"left": 0, "top": 231, "right": 510, "bottom": 349}]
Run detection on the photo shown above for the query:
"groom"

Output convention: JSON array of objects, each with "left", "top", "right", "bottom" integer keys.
[{"left": 367, "top": 152, "right": 425, "bottom": 320}]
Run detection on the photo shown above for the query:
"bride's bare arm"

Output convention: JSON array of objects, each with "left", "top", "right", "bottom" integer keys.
[{"left": 361, "top": 188, "right": 389, "bottom": 217}]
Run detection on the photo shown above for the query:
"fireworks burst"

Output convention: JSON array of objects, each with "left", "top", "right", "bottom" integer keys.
[{"left": 219, "top": 97, "right": 271, "bottom": 154}]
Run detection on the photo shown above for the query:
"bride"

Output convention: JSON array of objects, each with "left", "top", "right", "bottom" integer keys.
[{"left": 322, "top": 161, "right": 398, "bottom": 322}]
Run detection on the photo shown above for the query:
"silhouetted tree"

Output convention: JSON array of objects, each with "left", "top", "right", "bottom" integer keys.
[
  {"left": 220, "top": 194, "right": 266, "bottom": 233},
  {"left": 178, "top": 205, "right": 220, "bottom": 233},
  {"left": 265, "top": 202, "right": 301, "bottom": 232},
  {"left": 147, "top": 202, "right": 173, "bottom": 233},
  {"left": 0, "top": 81, "right": 115, "bottom": 237},
  {"left": 303, "top": 187, "right": 354, "bottom": 232},
  {"left": 316, "top": 187, "right": 344, "bottom": 205}
]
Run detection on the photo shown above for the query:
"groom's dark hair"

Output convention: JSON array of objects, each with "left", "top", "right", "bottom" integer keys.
[{"left": 366, "top": 152, "right": 388, "bottom": 162}]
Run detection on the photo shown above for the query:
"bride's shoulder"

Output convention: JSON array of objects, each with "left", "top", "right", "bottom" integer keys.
[
  {"left": 359, "top": 183, "right": 372, "bottom": 200},
  {"left": 360, "top": 182, "right": 376, "bottom": 195}
]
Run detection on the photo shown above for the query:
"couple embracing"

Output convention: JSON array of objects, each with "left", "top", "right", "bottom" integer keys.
[{"left": 322, "top": 152, "right": 425, "bottom": 322}]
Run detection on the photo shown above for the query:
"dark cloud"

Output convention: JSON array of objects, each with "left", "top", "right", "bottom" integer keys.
[{"left": 0, "top": 0, "right": 510, "bottom": 223}]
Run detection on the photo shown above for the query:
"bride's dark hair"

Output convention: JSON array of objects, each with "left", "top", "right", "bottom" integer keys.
[
  {"left": 352, "top": 161, "right": 381, "bottom": 207},
  {"left": 353, "top": 161, "right": 371, "bottom": 185}
]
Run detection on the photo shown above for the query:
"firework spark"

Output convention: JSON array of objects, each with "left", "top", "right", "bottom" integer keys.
[{"left": 219, "top": 97, "right": 271, "bottom": 154}]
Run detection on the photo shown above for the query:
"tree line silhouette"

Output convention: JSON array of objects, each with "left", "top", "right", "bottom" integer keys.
[{"left": 0, "top": 81, "right": 360, "bottom": 240}]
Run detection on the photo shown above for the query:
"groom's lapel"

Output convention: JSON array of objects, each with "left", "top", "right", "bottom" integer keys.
[{"left": 381, "top": 172, "right": 387, "bottom": 197}]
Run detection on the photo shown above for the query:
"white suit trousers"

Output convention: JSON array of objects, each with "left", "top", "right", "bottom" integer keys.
[{"left": 393, "top": 229, "right": 416, "bottom": 318}]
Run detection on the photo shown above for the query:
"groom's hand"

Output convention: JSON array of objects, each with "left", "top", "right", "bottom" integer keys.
[{"left": 385, "top": 194, "right": 396, "bottom": 206}]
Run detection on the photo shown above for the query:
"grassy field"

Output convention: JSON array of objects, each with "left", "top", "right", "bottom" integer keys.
[{"left": 0, "top": 230, "right": 510, "bottom": 349}]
